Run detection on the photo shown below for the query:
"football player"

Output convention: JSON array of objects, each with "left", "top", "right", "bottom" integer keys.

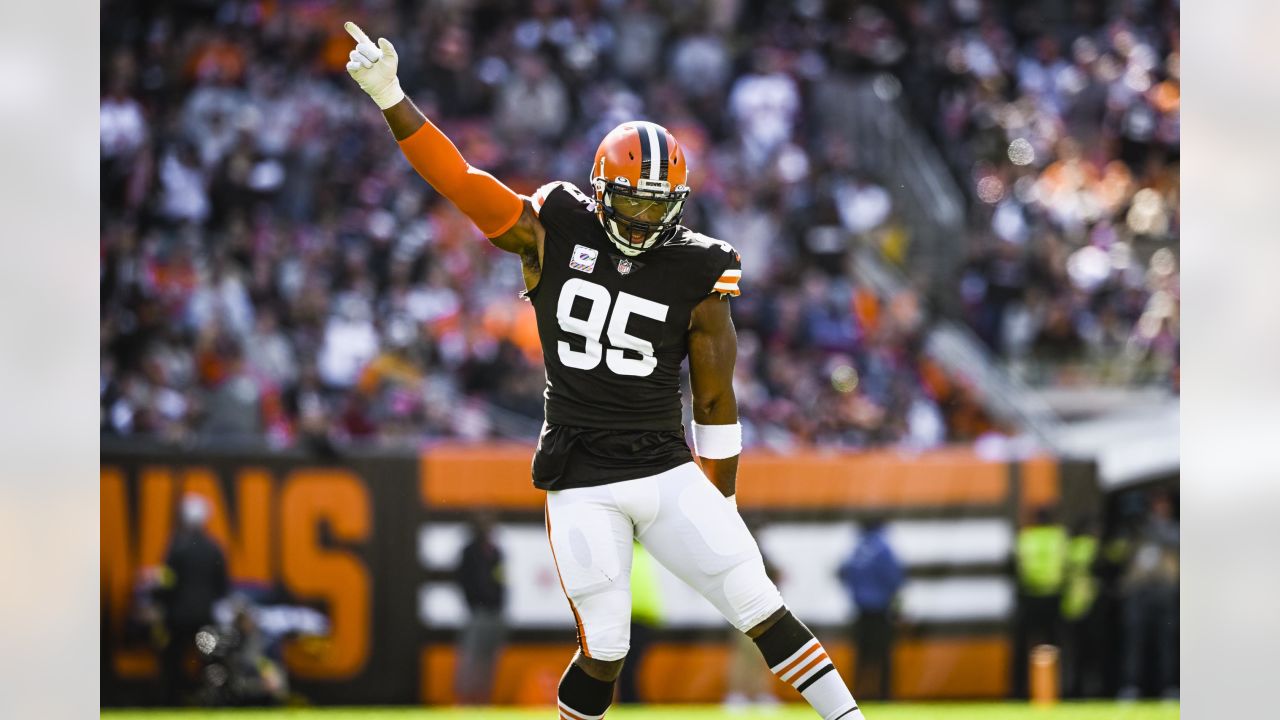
[{"left": 345, "top": 23, "right": 864, "bottom": 720}]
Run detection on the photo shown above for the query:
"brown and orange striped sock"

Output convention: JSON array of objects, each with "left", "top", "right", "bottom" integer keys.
[{"left": 754, "top": 611, "right": 864, "bottom": 719}]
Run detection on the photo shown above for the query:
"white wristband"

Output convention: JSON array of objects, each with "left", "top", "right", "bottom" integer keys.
[{"left": 691, "top": 422, "right": 742, "bottom": 460}]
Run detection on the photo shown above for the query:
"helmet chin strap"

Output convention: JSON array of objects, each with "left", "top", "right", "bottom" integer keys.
[
  {"left": 604, "top": 217, "right": 652, "bottom": 256},
  {"left": 611, "top": 239, "right": 645, "bottom": 257}
]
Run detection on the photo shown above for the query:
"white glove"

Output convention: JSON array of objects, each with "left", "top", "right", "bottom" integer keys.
[{"left": 344, "top": 21, "right": 404, "bottom": 110}]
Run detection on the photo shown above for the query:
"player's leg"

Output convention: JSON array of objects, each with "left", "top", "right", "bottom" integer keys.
[
  {"left": 545, "top": 486, "right": 634, "bottom": 718},
  {"left": 636, "top": 463, "right": 864, "bottom": 720},
  {"left": 748, "top": 607, "right": 864, "bottom": 719}
]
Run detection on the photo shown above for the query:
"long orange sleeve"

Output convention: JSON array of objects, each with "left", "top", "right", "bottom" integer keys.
[{"left": 397, "top": 118, "right": 524, "bottom": 238}]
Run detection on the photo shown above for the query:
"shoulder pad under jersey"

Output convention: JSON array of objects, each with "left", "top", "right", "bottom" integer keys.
[
  {"left": 530, "top": 180, "right": 597, "bottom": 217},
  {"left": 665, "top": 228, "right": 742, "bottom": 298}
]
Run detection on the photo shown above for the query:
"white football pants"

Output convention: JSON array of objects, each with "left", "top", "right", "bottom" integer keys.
[{"left": 544, "top": 461, "right": 784, "bottom": 661}]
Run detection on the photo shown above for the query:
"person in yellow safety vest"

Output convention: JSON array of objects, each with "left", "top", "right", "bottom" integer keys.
[
  {"left": 1060, "top": 520, "right": 1103, "bottom": 698},
  {"left": 618, "top": 541, "right": 664, "bottom": 704},
  {"left": 1061, "top": 532, "right": 1099, "bottom": 620},
  {"left": 1011, "top": 506, "right": 1068, "bottom": 699}
]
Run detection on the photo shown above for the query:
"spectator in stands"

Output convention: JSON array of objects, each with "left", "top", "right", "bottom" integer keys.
[
  {"left": 835, "top": 175, "right": 893, "bottom": 238},
  {"left": 245, "top": 308, "right": 297, "bottom": 390},
  {"left": 157, "top": 494, "right": 230, "bottom": 706},
  {"left": 318, "top": 292, "right": 379, "bottom": 392},
  {"left": 156, "top": 139, "right": 211, "bottom": 227},
  {"left": 101, "top": 68, "right": 148, "bottom": 213},
  {"left": 454, "top": 513, "right": 506, "bottom": 705},
  {"left": 196, "top": 332, "right": 267, "bottom": 440},
  {"left": 1012, "top": 505, "right": 1068, "bottom": 699},
  {"left": 728, "top": 46, "right": 800, "bottom": 171},
  {"left": 353, "top": 316, "right": 428, "bottom": 443},
  {"left": 839, "top": 516, "right": 905, "bottom": 701},
  {"left": 494, "top": 52, "right": 569, "bottom": 143}
]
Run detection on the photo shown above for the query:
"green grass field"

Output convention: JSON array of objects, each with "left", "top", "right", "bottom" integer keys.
[{"left": 102, "top": 702, "right": 1179, "bottom": 720}]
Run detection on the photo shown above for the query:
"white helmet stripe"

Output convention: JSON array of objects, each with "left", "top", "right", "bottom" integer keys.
[{"left": 642, "top": 122, "right": 661, "bottom": 182}]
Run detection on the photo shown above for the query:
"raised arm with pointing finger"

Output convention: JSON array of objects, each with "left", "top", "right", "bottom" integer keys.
[{"left": 344, "top": 22, "right": 545, "bottom": 288}]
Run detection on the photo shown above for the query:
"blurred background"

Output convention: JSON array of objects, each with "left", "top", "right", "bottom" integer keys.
[{"left": 99, "top": 0, "right": 1179, "bottom": 710}]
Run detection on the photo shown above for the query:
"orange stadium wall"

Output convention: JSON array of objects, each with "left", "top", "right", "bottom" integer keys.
[{"left": 101, "top": 441, "right": 1091, "bottom": 707}]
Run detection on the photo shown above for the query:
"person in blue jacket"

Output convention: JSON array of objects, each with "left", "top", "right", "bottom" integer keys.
[{"left": 839, "top": 516, "right": 905, "bottom": 700}]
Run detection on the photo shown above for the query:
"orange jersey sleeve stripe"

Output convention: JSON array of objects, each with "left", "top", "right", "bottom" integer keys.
[{"left": 398, "top": 119, "right": 523, "bottom": 238}]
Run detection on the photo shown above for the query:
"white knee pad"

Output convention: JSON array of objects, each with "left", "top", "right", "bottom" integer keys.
[
  {"left": 574, "top": 589, "right": 632, "bottom": 661},
  {"left": 721, "top": 556, "right": 785, "bottom": 633},
  {"left": 584, "top": 634, "right": 630, "bottom": 662}
]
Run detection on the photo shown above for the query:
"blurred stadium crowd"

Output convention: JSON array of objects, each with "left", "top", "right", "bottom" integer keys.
[
  {"left": 901, "top": 0, "right": 1180, "bottom": 386},
  {"left": 100, "top": 0, "right": 1178, "bottom": 448}
]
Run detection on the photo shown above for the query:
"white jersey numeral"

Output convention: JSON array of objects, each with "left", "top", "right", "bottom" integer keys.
[
  {"left": 556, "top": 278, "right": 610, "bottom": 369},
  {"left": 556, "top": 279, "right": 668, "bottom": 377},
  {"left": 606, "top": 292, "right": 669, "bottom": 376}
]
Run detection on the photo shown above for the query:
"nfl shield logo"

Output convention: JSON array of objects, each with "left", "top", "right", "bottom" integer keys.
[{"left": 616, "top": 257, "right": 633, "bottom": 275}]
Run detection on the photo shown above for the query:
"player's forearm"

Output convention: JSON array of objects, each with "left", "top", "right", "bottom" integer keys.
[
  {"left": 698, "top": 455, "right": 739, "bottom": 498},
  {"left": 383, "top": 96, "right": 426, "bottom": 141},
  {"left": 693, "top": 392, "right": 740, "bottom": 498}
]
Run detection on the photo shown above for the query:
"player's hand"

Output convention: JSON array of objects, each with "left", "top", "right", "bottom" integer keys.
[{"left": 343, "top": 21, "right": 404, "bottom": 110}]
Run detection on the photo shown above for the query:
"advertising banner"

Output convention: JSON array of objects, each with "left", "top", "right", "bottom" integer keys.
[{"left": 102, "top": 442, "right": 1084, "bottom": 705}]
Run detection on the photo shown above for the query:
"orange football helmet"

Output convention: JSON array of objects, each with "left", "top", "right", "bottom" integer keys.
[{"left": 589, "top": 121, "right": 690, "bottom": 256}]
